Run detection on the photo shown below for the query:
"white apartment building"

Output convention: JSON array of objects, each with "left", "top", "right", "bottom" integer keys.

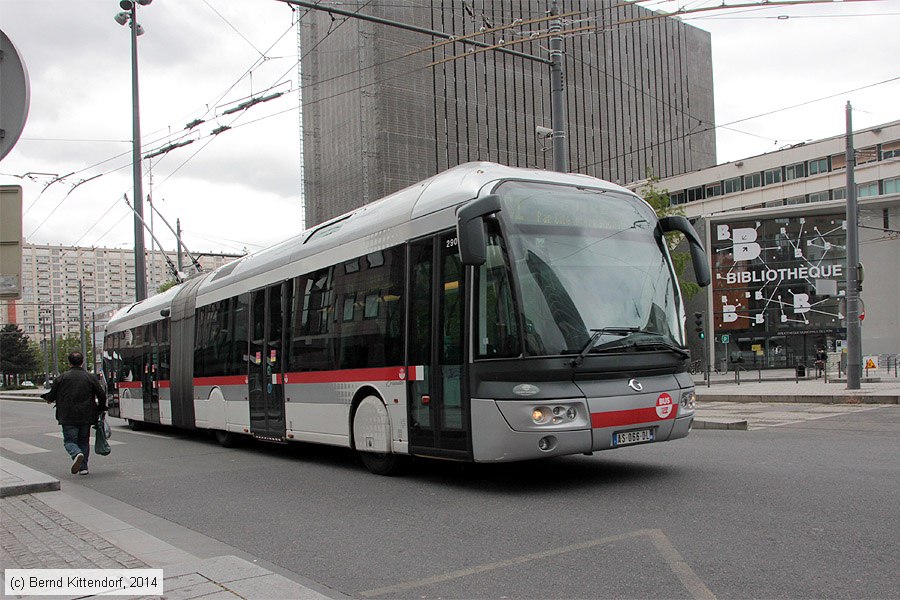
[
  {"left": 631, "top": 119, "right": 900, "bottom": 369},
  {"left": 2, "top": 245, "right": 241, "bottom": 343}
]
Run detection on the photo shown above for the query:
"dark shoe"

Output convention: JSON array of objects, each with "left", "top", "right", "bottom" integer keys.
[{"left": 71, "top": 453, "right": 85, "bottom": 474}]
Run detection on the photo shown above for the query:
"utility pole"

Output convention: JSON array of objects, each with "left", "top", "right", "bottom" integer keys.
[
  {"left": 40, "top": 317, "right": 49, "bottom": 383},
  {"left": 92, "top": 311, "right": 99, "bottom": 373},
  {"left": 79, "top": 280, "right": 87, "bottom": 366},
  {"left": 548, "top": 0, "right": 568, "bottom": 172},
  {"left": 115, "top": 1, "right": 149, "bottom": 301},
  {"left": 50, "top": 305, "right": 58, "bottom": 376},
  {"left": 845, "top": 102, "right": 861, "bottom": 390}
]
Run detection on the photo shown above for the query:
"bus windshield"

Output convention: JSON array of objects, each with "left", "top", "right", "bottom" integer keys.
[{"left": 495, "top": 180, "right": 682, "bottom": 357}]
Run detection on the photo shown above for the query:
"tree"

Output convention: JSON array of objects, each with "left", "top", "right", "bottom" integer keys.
[
  {"left": 157, "top": 279, "right": 178, "bottom": 293},
  {"left": 52, "top": 330, "right": 94, "bottom": 373},
  {"left": 640, "top": 175, "right": 701, "bottom": 301},
  {"left": 0, "top": 324, "right": 41, "bottom": 386}
]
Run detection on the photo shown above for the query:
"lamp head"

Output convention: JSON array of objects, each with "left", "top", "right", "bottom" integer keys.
[
  {"left": 119, "top": 0, "right": 134, "bottom": 10},
  {"left": 134, "top": 24, "right": 145, "bottom": 36},
  {"left": 114, "top": 11, "right": 129, "bottom": 25},
  {"left": 136, "top": 0, "right": 153, "bottom": 5}
]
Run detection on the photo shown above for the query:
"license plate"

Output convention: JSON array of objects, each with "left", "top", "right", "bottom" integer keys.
[{"left": 613, "top": 428, "right": 654, "bottom": 447}]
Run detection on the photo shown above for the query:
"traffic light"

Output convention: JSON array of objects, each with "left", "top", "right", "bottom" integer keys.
[{"left": 694, "top": 312, "right": 705, "bottom": 340}]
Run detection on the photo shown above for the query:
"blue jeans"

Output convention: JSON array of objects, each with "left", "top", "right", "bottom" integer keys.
[{"left": 62, "top": 424, "right": 91, "bottom": 470}]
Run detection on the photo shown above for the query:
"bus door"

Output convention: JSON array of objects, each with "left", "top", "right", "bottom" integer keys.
[
  {"left": 141, "top": 323, "right": 160, "bottom": 423},
  {"left": 407, "top": 232, "right": 471, "bottom": 459},
  {"left": 249, "top": 282, "right": 286, "bottom": 441}
]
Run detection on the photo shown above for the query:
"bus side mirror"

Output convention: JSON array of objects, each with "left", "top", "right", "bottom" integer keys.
[
  {"left": 456, "top": 195, "right": 501, "bottom": 266},
  {"left": 658, "top": 216, "right": 711, "bottom": 287}
]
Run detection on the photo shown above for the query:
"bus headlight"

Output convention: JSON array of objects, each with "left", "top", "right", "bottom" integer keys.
[
  {"left": 680, "top": 390, "right": 696, "bottom": 411},
  {"left": 532, "top": 405, "right": 579, "bottom": 425}
]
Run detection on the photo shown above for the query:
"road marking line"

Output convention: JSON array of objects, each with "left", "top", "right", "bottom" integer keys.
[
  {"left": 0, "top": 438, "right": 51, "bottom": 454},
  {"left": 648, "top": 529, "right": 717, "bottom": 600},
  {"left": 44, "top": 432, "right": 126, "bottom": 446},
  {"left": 111, "top": 429, "right": 174, "bottom": 439},
  {"left": 759, "top": 405, "right": 887, "bottom": 429},
  {"left": 359, "top": 528, "right": 716, "bottom": 599}
]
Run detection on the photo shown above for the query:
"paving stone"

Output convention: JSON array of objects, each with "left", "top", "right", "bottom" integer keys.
[{"left": 0, "top": 494, "right": 149, "bottom": 572}]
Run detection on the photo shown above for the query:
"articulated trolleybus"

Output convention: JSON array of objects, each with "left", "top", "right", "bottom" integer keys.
[{"left": 103, "top": 163, "right": 710, "bottom": 475}]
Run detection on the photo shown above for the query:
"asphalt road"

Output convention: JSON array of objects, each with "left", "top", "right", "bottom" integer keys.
[{"left": 2, "top": 398, "right": 898, "bottom": 599}]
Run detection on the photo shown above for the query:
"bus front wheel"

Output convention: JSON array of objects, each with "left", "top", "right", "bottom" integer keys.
[{"left": 353, "top": 395, "right": 400, "bottom": 475}]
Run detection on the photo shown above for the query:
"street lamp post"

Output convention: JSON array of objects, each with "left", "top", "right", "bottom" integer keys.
[{"left": 114, "top": 0, "right": 151, "bottom": 302}]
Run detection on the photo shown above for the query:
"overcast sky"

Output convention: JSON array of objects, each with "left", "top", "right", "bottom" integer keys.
[{"left": 1, "top": 0, "right": 898, "bottom": 258}]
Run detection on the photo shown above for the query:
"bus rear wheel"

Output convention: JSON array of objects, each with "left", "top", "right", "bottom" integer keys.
[
  {"left": 359, "top": 451, "right": 400, "bottom": 475},
  {"left": 127, "top": 418, "right": 144, "bottom": 431},
  {"left": 215, "top": 430, "right": 240, "bottom": 448}
]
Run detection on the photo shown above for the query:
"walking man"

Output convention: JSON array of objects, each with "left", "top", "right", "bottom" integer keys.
[{"left": 42, "top": 352, "right": 107, "bottom": 475}]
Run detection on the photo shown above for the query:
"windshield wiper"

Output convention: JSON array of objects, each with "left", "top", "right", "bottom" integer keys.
[
  {"left": 570, "top": 327, "right": 639, "bottom": 367},
  {"left": 629, "top": 338, "right": 690, "bottom": 359},
  {"left": 593, "top": 331, "right": 690, "bottom": 359}
]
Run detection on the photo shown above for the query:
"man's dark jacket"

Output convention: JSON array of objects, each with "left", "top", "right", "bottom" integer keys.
[{"left": 42, "top": 367, "right": 108, "bottom": 425}]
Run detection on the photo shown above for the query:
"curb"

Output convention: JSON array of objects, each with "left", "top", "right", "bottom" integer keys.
[
  {"left": 695, "top": 394, "right": 899, "bottom": 405},
  {"left": 0, "top": 393, "right": 48, "bottom": 403},
  {"left": 0, "top": 460, "right": 61, "bottom": 498},
  {"left": 693, "top": 418, "right": 749, "bottom": 431}
]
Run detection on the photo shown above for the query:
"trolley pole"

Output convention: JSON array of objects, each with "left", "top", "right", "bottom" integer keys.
[
  {"left": 845, "top": 102, "right": 861, "bottom": 390},
  {"left": 549, "top": 0, "right": 569, "bottom": 173},
  {"left": 176, "top": 218, "right": 184, "bottom": 272}
]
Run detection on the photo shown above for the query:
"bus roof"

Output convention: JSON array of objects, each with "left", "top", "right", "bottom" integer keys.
[
  {"left": 200, "top": 163, "right": 632, "bottom": 292},
  {"left": 107, "top": 162, "right": 635, "bottom": 330}
]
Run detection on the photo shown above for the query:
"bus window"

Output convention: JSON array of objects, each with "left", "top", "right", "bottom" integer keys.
[
  {"left": 231, "top": 294, "right": 249, "bottom": 376},
  {"left": 333, "top": 245, "right": 405, "bottom": 370},
  {"left": 475, "top": 222, "right": 520, "bottom": 359},
  {"left": 440, "top": 233, "right": 464, "bottom": 430},
  {"left": 289, "top": 268, "right": 336, "bottom": 371}
]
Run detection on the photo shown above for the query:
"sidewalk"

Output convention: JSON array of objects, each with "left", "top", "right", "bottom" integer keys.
[
  {"left": 691, "top": 367, "right": 900, "bottom": 404},
  {"left": 1, "top": 459, "right": 343, "bottom": 600},
  {"left": 690, "top": 367, "right": 899, "bottom": 430}
]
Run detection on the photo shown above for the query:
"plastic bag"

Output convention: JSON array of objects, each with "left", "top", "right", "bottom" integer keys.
[{"left": 94, "top": 414, "right": 111, "bottom": 456}]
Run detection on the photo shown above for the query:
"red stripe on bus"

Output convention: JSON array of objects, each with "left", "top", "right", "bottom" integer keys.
[
  {"left": 591, "top": 406, "right": 677, "bottom": 429},
  {"left": 283, "top": 366, "right": 411, "bottom": 384},
  {"left": 193, "top": 375, "right": 247, "bottom": 387},
  {"left": 117, "top": 381, "right": 171, "bottom": 389},
  {"left": 126, "top": 367, "right": 422, "bottom": 390}
]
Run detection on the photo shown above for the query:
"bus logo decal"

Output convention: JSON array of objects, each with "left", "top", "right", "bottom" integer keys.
[
  {"left": 656, "top": 393, "right": 674, "bottom": 419},
  {"left": 628, "top": 379, "right": 643, "bottom": 392},
  {"left": 513, "top": 384, "right": 539, "bottom": 396}
]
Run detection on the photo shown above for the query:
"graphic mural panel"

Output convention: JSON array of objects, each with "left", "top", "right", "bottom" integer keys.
[{"left": 711, "top": 212, "right": 847, "bottom": 365}]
